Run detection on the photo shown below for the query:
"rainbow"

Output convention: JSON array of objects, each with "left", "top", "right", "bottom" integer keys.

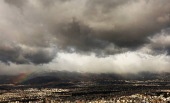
[{"left": 12, "top": 72, "right": 33, "bottom": 84}]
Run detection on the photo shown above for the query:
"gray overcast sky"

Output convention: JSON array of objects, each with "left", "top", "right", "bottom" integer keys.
[{"left": 1, "top": 0, "right": 170, "bottom": 74}]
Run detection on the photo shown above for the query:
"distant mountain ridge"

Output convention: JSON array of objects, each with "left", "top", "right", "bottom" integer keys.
[{"left": 0, "top": 71, "right": 170, "bottom": 85}]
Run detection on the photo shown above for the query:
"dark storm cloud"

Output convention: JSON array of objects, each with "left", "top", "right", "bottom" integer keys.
[
  {"left": 0, "top": 45, "right": 23, "bottom": 65},
  {"left": 48, "top": 19, "right": 127, "bottom": 55},
  {"left": 0, "top": 44, "right": 56, "bottom": 65},
  {"left": 4, "top": 0, "right": 27, "bottom": 8},
  {"left": 145, "top": 28, "right": 170, "bottom": 55},
  {"left": 1, "top": 0, "right": 170, "bottom": 64},
  {"left": 84, "top": 0, "right": 170, "bottom": 48},
  {"left": 24, "top": 48, "right": 56, "bottom": 64},
  {"left": 50, "top": 19, "right": 109, "bottom": 51}
]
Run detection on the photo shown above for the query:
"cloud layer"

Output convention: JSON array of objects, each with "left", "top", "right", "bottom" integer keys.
[{"left": 0, "top": 0, "right": 170, "bottom": 73}]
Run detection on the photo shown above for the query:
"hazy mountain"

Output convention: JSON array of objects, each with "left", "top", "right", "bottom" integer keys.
[{"left": 0, "top": 71, "right": 169, "bottom": 85}]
